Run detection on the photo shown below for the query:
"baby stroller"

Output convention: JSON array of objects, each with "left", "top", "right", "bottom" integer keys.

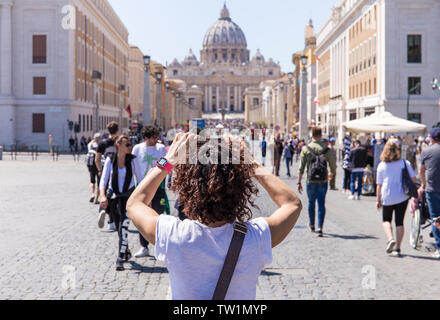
[{"left": 409, "top": 189, "right": 434, "bottom": 249}]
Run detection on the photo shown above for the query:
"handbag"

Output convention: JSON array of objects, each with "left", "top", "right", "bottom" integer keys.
[
  {"left": 212, "top": 221, "right": 248, "bottom": 300},
  {"left": 401, "top": 160, "right": 418, "bottom": 199}
]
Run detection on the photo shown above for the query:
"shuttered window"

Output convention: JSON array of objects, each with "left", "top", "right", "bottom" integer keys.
[
  {"left": 33, "top": 35, "right": 47, "bottom": 64},
  {"left": 32, "top": 114, "right": 45, "bottom": 133},
  {"left": 33, "top": 77, "right": 46, "bottom": 95}
]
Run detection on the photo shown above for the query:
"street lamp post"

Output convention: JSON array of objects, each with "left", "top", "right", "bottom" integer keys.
[
  {"left": 432, "top": 78, "right": 440, "bottom": 128},
  {"left": 165, "top": 81, "right": 170, "bottom": 130},
  {"left": 299, "top": 55, "right": 309, "bottom": 140},
  {"left": 155, "top": 72, "right": 163, "bottom": 129},
  {"left": 143, "top": 55, "right": 151, "bottom": 126},
  {"left": 92, "top": 70, "right": 102, "bottom": 132},
  {"left": 287, "top": 72, "right": 294, "bottom": 134},
  {"left": 118, "top": 84, "right": 126, "bottom": 131}
]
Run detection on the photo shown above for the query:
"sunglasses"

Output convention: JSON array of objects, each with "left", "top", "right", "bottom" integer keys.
[{"left": 125, "top": 143, "right": 132, "bottom": 148}]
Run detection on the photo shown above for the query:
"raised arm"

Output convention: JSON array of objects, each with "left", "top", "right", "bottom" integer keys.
[
  {"left": 127, "top": 133, "right": 192, "bottom": 245},
  {"left": 254, "top": 164, "right": 302, "bottom": 248}
]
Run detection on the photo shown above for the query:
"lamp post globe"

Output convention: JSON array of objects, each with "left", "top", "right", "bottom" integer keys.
[{"left": 301, "top": 55, "right": 308, "bottom": 66}]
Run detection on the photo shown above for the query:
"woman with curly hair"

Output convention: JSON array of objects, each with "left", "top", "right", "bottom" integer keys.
[{"left": 127, "top": 133, "right": 302, "bottom": 300}]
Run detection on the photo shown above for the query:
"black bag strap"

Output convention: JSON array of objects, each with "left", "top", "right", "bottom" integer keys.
[
  {"left": 212, "top": 221, "right": 248, "bottom": 300},
  {"left": 306, "top": 145, "right": 329, "bottom": 157}
]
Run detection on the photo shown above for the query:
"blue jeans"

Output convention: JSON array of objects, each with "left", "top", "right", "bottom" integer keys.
[
  {"left": 285, "top": 158, "right": 292, "bottom": 176},
  {"left": 426, "top": 192, "right": 440, "bottom": 251},
  {"left": 350, "top": 171, "right": 364, "bottom": 196},
  {"left": 306, "top": 182, "right": 328, "bottom": 229}
]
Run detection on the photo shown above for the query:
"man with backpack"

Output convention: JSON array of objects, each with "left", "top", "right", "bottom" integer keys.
[
  {"left": 86, "top": 133, "right": 102, "bottom": 204},
  {"left": 297, "top": 127, "right": 336, "bottom": 237}
]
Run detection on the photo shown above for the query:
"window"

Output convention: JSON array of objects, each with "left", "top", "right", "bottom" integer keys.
[
  {"left": 33, "top": 77, "right": 46, "bottom": 95},
  {"left": 408, "top": 113, "right": 422, "bottom": 123},
  {"left": 32, "top": 113, "right": 45, "bottom": 133},
  {"left": 173, "top": 70, "right": 178, "bottom": 76},
  {"left": 33, "top": 35, "right": 47, "bottom": 64},
  {"left": 408, "top": 35, "right": 422, "bottom": 63},
  {"left": 365, "top": 108, "right": 375, "bottom": 116},
  {"left": 269, "top": 70, "right": 273, "bottom": 76},
  {"left": 350, "top": 112, "right": 357, "bottom": 121},
  {"left": 408, "top": 77, "right": 421, "bottom": 95}
]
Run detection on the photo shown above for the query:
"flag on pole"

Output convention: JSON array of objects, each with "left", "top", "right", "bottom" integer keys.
[
  {"left": 315, "top": 55, "right": 320, "bottom": 61},
  {"left": 125, "top": 105, "right": 132, "bottom": 118}
]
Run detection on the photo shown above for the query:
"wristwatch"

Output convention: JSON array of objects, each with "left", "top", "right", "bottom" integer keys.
[{"left": 156, "top": 157, "right": 173, "bottom": 174}]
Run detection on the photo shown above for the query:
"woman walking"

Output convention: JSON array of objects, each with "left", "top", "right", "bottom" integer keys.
[
  {"left": 127, "top": 133, "right": 302, "bottom": 300},
  {"left": 99, "top": 135, "right": 140, "bottom": 271},
  {"left": 376, "top": 141, "right": 417, "bottom": 257}
]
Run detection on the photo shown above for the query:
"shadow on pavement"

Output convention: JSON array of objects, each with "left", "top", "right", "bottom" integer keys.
[
  {"left": 400, "top": 254, "right": 440, "bottom": 261},
  {"left": 325, "top": 233, "right": 379, "bottom": 240},
  {"left": 128, "top": 261, "right": 168, "bottom": 274},
  {"left": 260, "top": 270, "right": 282, "bottom": 276}
]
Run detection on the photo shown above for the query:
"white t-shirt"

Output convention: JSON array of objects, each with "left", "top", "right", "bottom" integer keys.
[
  {"left": 132, "top": 143, "right": 167, "bottom": 179},
  {"left": 376, "top": 160, "right": 416, "bottom": 206},
  {"left": 155, "top": 215, "right": 272, "bottom": 300}
]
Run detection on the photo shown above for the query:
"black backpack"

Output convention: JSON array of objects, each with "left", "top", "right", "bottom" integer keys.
[{"left": 307, "top": 146, "right": 329, "bottom": 182}]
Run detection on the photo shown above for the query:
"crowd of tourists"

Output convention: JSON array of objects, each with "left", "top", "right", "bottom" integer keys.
[{"left": 83, "top": 119, "right": 440, "bottom": 300}]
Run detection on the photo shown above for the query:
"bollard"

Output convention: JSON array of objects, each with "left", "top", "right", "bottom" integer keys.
[{"left": 0, "top": 145, "right": 3, "bottom": 160}]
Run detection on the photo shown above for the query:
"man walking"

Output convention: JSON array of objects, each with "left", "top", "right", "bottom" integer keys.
[
  {"left": 420, "top": 128, "right": 440, "bottom": 259},
  {"left": 329, "top": 137, "right": 338, "bottom": 190},
  {"left": 297, "top": 127, "right": 336, "bottom": 237},
  {"left": 348, "top": 140, "right": 367, "bottom": 200},
  {"left": 131, "top": 126, "right": 168, "bottom": 258}
]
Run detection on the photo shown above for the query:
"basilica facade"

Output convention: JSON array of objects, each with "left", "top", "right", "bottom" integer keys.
[{"left": 165, "top": 4, "right": 282, "bottom": 116}]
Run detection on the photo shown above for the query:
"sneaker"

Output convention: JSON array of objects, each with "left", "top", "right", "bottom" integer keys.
[
  {"left": 135, "top": 246, "right": 150, "bottom": 258},
  {"left": 386, "top": 240, "right": 396, "bottom": 254},
  {"left": 348, "top": 195, "right": 355, "bottom": 200},
  {"left": 108, "top": 222, "right": 117, "bottom": 232},
  {"left": 355, "top": 195, "right": 361, "bottom": 200},
  {"left": 432, "top": 250, "right": 440, "bottom": 259},
  {"left": 309, "top": 225, "right": 315, "bottom": 233},
  {"left": 316, "top": 229, "right": 323, "bottom": 238},
  {"left": 391, "top": 249, "right": 402, "bottom": 257},
  {"left": 89, "top": 196, "right": 95, "bottom": 203},
  {"left": 116, "top": 258, "right": 124, "bottom": 271},
  {"left": 98, "top": 208, "right": 106, "bottom": 229}
]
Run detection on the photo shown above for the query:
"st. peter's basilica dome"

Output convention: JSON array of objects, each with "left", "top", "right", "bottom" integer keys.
[{"left": 202, "top": 4, "right": 247, "bottom": 48}]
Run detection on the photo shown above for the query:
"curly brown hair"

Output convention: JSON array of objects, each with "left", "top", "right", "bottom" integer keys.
[{"left": 171, "top": 138, "right": 259, "bottom": 225}]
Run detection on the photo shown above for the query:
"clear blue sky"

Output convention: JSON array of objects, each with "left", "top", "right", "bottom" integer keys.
[{"left": 107, "top": 0, "right": 335, "bottom": 72}]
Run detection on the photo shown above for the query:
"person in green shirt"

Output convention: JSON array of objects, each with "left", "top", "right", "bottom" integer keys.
[{"left": 297, "top": 127, "right": 336, "bottom": 237}]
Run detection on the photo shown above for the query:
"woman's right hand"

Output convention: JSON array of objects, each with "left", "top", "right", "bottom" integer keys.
[
  {"left": 376, "top": 201, "right": 382, "bottom": 210},
  {"left": 100, "top": 196, "right": 108, "bottom": 209}
]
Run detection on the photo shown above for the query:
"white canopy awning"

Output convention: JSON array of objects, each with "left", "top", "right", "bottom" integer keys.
[{"left": 342, "top": 111, "right": 427, "bottom": 134}]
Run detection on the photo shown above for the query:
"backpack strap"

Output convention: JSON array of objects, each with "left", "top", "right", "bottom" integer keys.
[
  {"left": 306, "top": 145, "right": 329, "bottom": 156},
  {"left": 212, "top": 221, "right": 248, "bottom": 300},
  {"left": 306, "top": 145, "right": 317, "bottom": 156}
]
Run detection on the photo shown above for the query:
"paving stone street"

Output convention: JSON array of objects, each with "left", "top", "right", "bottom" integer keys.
[{"left": 1, "top": 153, "right": 439, "bottom": 300}]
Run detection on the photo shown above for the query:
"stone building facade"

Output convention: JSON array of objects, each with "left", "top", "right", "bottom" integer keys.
[
  {"left": 165, "top": 4, "right": 281, "bottom": 118},
  {"left": 315, "top": 0, "right": 440, "bottom": 141},
  {"left": 0, "top": 0, "right": 130, "bottom": 151}
]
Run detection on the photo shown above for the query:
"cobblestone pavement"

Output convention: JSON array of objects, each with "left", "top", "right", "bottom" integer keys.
[{"left": 0, "top": 153, "right": 439, "bottom": 300}]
